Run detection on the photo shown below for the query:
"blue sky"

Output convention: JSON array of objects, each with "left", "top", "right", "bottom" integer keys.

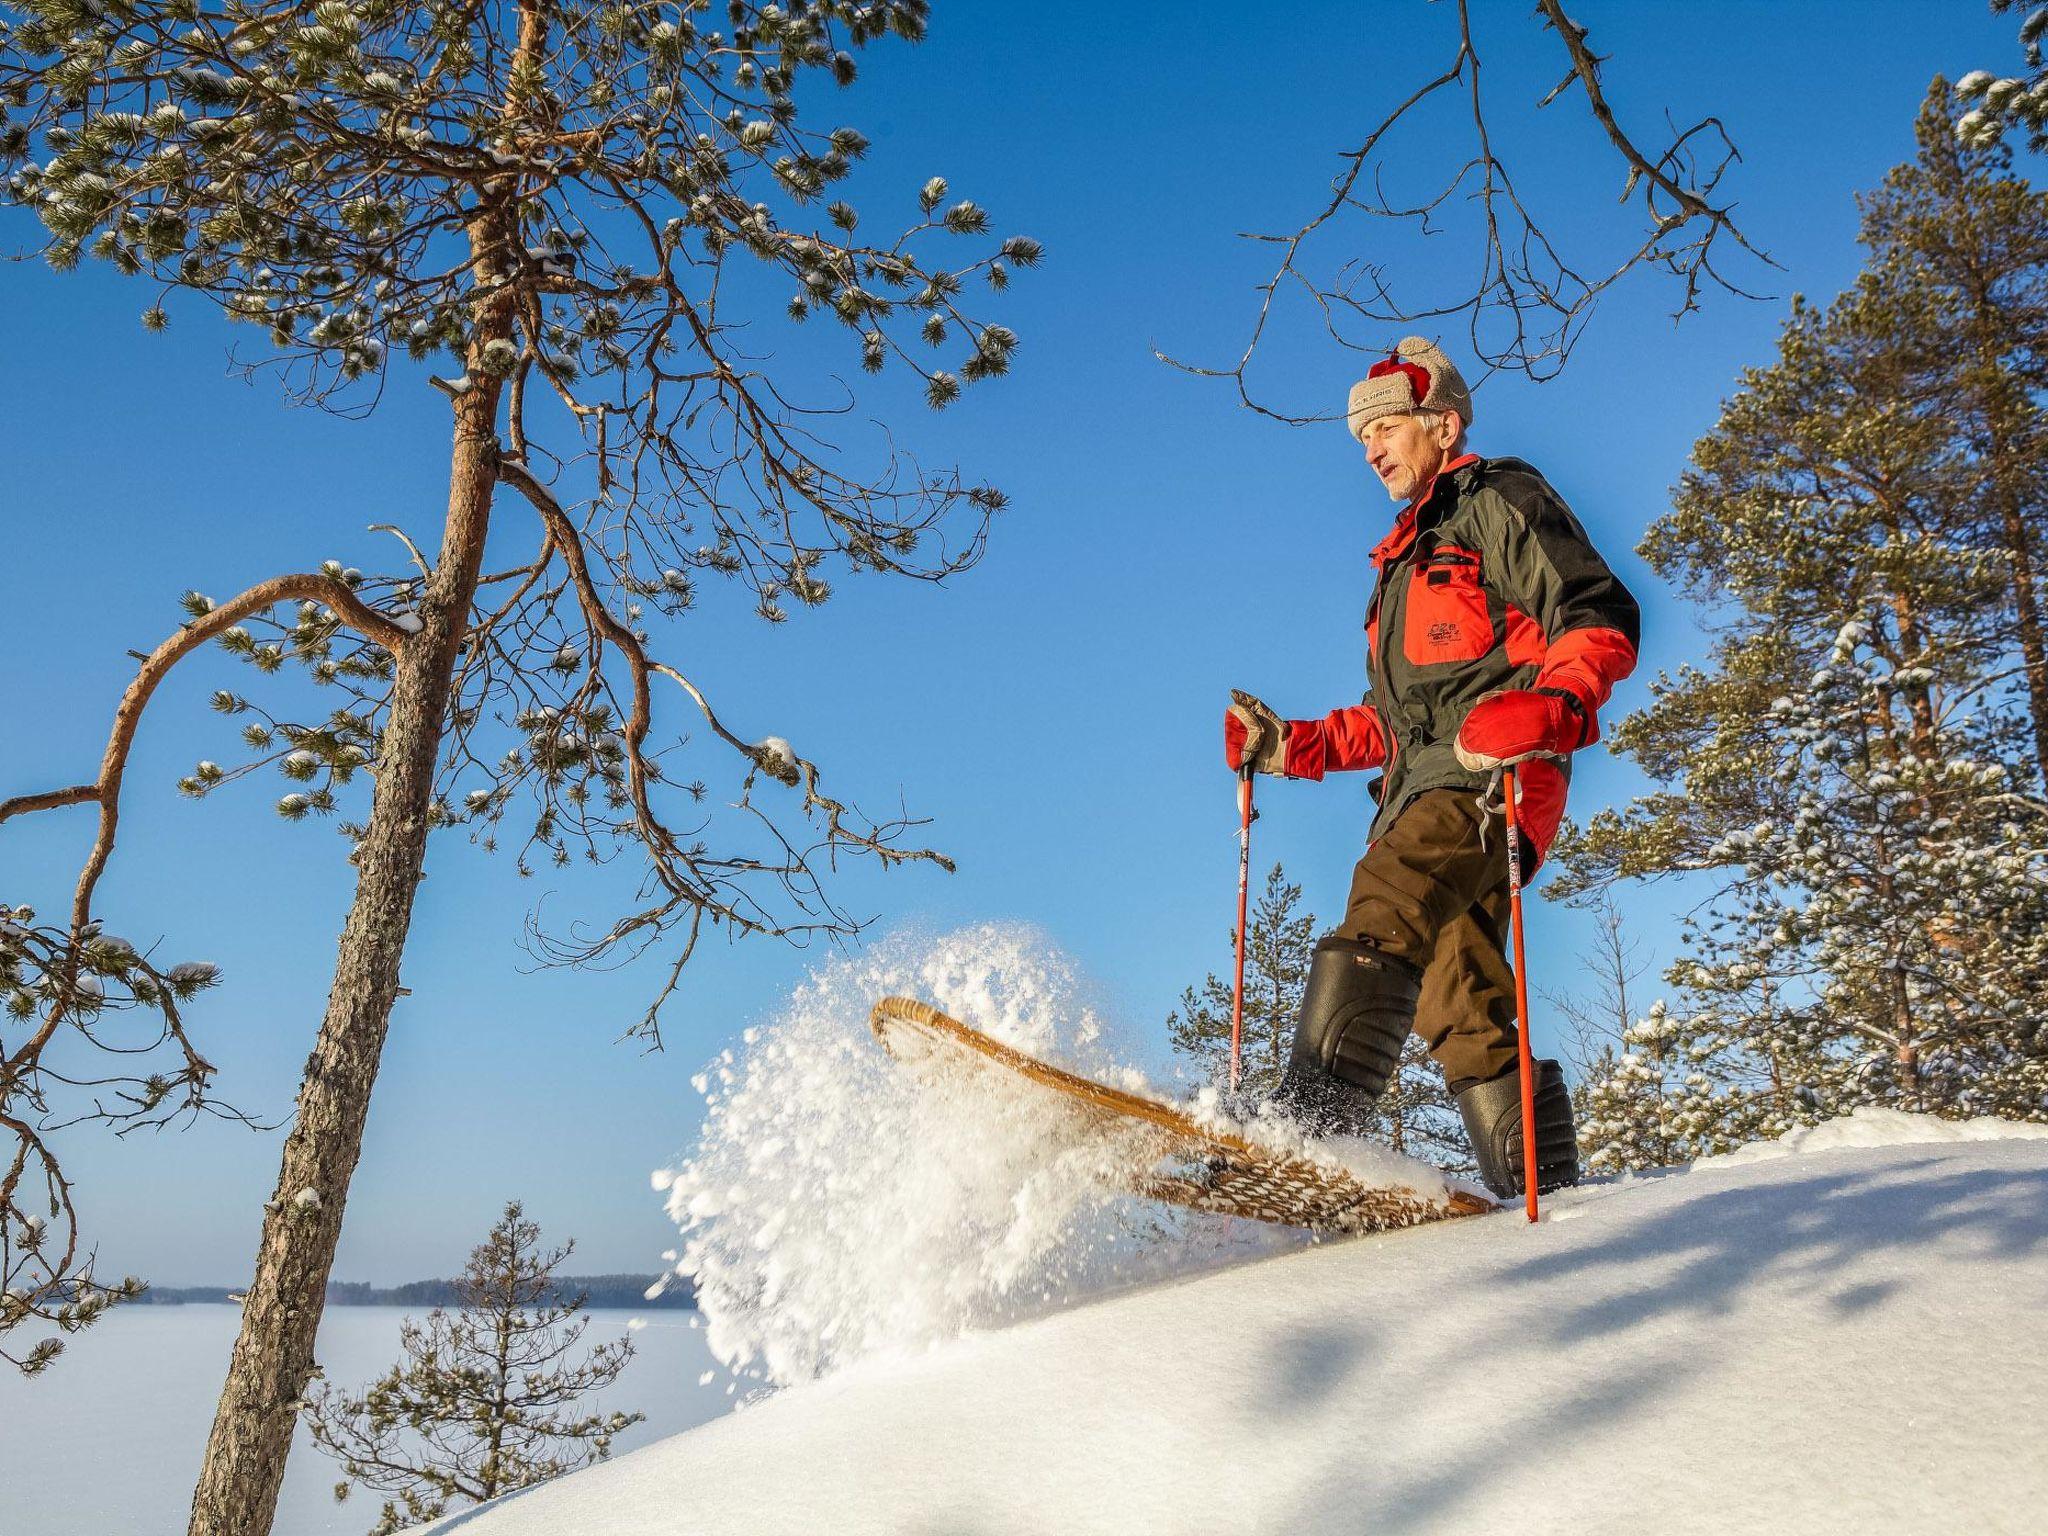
[{"left": 0, "top": 1, "right": 2025, "bottom": 1285}]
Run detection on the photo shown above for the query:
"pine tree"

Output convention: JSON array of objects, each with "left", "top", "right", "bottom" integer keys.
[
  {"left": 0, "top": 6, "right": 1034, "bottom": 1528},
  {"left": 1546, "top": 893, "right": 1652, "bottom": 1077},
  {"left": 1684, "top": 619, "right": 2048, "bottom": 1115},
  {"left": 1547, "top": 895, "right": 1700, "bottom": 1172},
  {"left": 306, "top": 1204, "right": 641, "bottom": 1536},
  {"left": 1168, "top": 864, "right": 1317, "bottom": 1099},
  {"left": 1859, "top": 83, "right": 2048, "bottom": 791},
  {"left": 1551, "top": 92, "right": 2048, "bottom": 1134},
  {"left": 1546, "top": 894, "right": 1780, "bottom": 1172},
  {"left": 1576, "top": 998, "right": 1800, "bottom": 1174},
  {"left": 1166, "top": 863, "right": 1468, "bottom": 1168}
]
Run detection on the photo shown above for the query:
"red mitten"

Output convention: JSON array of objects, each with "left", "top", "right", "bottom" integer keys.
[
  {"left": 1454, "top": 689, "right": 1591, "bottom": 772},
  {"left": 1223, "top": 707, "right": 1254, "bottom": 770},
  {"left": 1224, "top": 690, "right": 1288, "bottom": 774}
]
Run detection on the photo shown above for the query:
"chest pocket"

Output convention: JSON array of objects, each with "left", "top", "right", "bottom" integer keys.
[{"left": 1401, "top": 544, "right": 1493, "bottom": 666}]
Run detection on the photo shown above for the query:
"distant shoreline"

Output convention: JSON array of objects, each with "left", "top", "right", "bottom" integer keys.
[{"left": 127, "top": 1274, "right": 696, "bottom": 1310}]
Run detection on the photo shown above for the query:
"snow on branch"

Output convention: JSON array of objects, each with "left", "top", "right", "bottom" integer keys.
[{"left": 4, "top": 574, "right": 412, "bottom": 930}]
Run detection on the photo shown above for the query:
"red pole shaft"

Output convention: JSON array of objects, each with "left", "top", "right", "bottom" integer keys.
[
  {"left": 1230, "top": 769, "right": 1254, "bottom": 1093},
  {"left": 1502, "top": 766, "right": 1541, "bottom": 1223}
]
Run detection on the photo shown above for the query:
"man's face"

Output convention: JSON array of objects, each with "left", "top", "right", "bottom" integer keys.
[{"left": 1360, "top": 411, "right": 1456, "bottom": 503}]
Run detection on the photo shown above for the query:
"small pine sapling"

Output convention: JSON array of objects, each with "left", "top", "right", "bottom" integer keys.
[
  {"left": 1166, "top": 861, "right": 1470, "bottom": 1168},
  {"left": 1167, "top": 863, "right": 1319, "bottom": 1100},
  {"left": 306, "top": 1203, "right": 642, "bottom": 1536}
]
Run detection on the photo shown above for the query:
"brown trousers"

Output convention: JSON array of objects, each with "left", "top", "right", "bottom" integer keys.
[{"left": 1333, "top": 788, "right": 1519, "bottom": 1094}]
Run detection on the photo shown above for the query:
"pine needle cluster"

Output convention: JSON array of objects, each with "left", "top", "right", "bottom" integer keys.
[{"left": 1956, "top": 5, "right": 2048, "bottom": 150}]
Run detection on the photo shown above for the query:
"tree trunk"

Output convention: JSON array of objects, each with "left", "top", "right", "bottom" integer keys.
[
  {"left": 1268, "top": 951, "right": 1285, "bottom": 1086},
  {"left": 1882, "top": 590, "right": 1938, "bottom": 763},
  {"left": 1888, "top": 961, "right": 1921, "bottom": 1113},
  {"left": 1993, "top": 479, "right": 2048, "bottom": 790},
  {"left": 485, "top": 1264, "right": 515, "bottom": 1499},
  {"left": 187, "top": 379, "right": 503, "bottom": 1536},
  {"left": 1968, "top": 290, "right": 2048, "bottom": 791}
]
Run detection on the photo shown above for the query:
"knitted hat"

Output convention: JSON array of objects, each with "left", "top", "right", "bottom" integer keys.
[{"left": 1347, "top": 336, "right": 1474, "bottom": 442}]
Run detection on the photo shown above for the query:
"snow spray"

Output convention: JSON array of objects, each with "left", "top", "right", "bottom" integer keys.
[{"left": 652, "top": 924, "right": 1299, "bottom": 1389}]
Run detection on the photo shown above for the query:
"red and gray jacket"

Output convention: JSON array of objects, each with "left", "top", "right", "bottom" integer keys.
[{"left": 1274, "top": 454, "right": 1639, "bottom": 865}]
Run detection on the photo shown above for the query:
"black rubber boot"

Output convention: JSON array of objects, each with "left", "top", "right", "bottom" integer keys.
[
  {"left": 1455, "top": 1058, "right": 1579, "bottom": 1199},
  {"left": 1267, "top": 937, "right": 1421, "bottom": 1136}
]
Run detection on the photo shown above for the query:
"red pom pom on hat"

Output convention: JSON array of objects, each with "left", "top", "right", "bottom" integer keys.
[{"left": 1365, "top": 356, "right": 1432, "bottom": 407}]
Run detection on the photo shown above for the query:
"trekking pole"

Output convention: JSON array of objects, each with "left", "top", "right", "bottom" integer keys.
[
  {"left": 1229, "top": 765, "right": 1256, "bottom": 1094},
  {"left": 1500, "top": 765, "right": 1541, "bottom": 1222}
]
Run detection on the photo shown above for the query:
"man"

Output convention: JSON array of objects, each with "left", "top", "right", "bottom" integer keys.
[{"left": 1224, "top": 337, "right": 1639, "bottom": 1198}]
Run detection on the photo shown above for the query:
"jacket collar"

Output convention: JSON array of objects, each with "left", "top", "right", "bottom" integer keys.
[{"left": 1369, "top": 452, "right": 1482, "bottom": 571}]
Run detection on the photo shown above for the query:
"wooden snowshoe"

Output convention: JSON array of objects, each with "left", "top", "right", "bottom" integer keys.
[{"left": 870, "top": 996, "right": 1495, "bottom": 1234}]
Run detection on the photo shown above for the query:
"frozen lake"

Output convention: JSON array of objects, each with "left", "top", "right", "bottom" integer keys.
[{"left": 1, "top": 1304, "right": 732, "bottom": 1535}]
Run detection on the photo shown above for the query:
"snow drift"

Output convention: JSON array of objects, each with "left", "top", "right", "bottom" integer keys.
[{"left": 439, "top": 934, "right": 2048, "bottom": 1534}]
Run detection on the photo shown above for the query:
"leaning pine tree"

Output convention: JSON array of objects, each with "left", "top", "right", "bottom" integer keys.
[
  {"left": 307, "top": 1203, "right": 641, "bottom": 1536},
  {"left": 0, "top": 3, "right": 1035, "bottom": 1531}
]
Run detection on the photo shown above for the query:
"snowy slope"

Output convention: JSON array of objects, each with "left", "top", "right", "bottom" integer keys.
[{"left": 436, "top": 1110, "right": 2048, "bottom": 1536}]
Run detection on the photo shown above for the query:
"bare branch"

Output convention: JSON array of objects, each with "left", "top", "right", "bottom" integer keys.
[
  {"left": 496, "top": 456, "right": 953, "bottom": 1046},
  {"left": 0, "top": 784, "right": 99, "bottom": 826},
  {"left": 1165, "top": 0, "right": 1776, "bottom": 412},
  {"left": 11, "top": 575, "right": 410, "bottom": 933}
]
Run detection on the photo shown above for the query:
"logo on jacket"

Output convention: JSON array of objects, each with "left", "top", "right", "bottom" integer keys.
[{"left": 1427, "top": 620, "right": 1465, "bottom": 647}]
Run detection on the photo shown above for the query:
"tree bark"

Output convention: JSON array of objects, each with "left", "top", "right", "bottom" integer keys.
[
  {"left": 1991, "top": 460, "right": 2048, "bottom": 790},
  {"left": 1966, "top": 284, "right": 2048, "bottom": 791},
  {"left": 1890, "top": 962, "right": 1922, "bottom": 1113},
  {"left": 187, "top": 376, "right": 504, "bottom": 1536},
  {"left": 186, "top": 0, "right": 551, "bottom": 1503},
  {"left": 1883, "top": 591, "right": 1938, "bottom": 763}
]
